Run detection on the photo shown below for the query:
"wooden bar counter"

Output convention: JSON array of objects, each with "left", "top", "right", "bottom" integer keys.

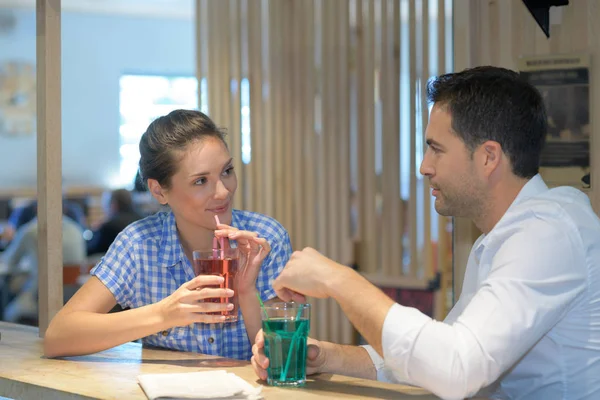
[{"left": 0, "top": 322, "right": 438, "bottom": 399}]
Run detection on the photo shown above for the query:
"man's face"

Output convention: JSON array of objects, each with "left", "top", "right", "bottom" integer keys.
[{"left": 420, "top": 104, "right": 484, "bottom": 218}]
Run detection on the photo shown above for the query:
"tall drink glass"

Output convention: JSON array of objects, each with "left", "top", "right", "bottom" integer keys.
[
  {"left": 192, "top": 248, "right": 239, "bottom": 322},
  {"left": 261, "top": 302, "right": 311, "bottom": 387}
]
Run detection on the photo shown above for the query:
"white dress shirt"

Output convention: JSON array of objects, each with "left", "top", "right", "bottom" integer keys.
[{"left": 364, "top": 175, "right": 600, "bottom": 399}]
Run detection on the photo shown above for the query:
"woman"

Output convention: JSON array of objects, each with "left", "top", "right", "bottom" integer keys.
[{"left": 44, "top": 110, "right": 292, "bottom": 360}]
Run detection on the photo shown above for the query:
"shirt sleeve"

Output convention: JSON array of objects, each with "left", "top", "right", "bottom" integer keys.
[
  {"left": 377, "top": 218, "right": 587, "bottom": 399},
  {"left": 90, "top": 231, "right": 137, "bottom": 308},
  {"left": 256, "top": 230, "right": 292, "bottom": 302}
]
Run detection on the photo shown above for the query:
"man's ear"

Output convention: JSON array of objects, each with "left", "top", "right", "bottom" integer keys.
[
  {"left": 477, "top": 140, "right": 502, "bottom": 177},
  {"left": 147, "top": 179, "right": 168, "bottom": 205}
]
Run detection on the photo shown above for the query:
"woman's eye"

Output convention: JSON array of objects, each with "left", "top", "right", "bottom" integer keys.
[
  {"left": 223, "top": 166, "right": 234, "bottom": 176},
  {"left": 194, "top": 177, "right": 207, "bottom": 186}
]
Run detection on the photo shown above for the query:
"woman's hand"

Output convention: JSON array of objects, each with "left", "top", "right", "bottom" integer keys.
[
  {"left": 157, "top": 275, "right": 234, "bottom": 327},
  {"left": 215, "top": 223, "right": 271, "bottom": 295}
]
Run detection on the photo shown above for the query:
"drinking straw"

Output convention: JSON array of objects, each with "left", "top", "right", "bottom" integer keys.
[
  {"left": 280, "top": 304, "right": 305, "bottom": 381},
  {"left": 214, "top": 215, "right": 225, "bottom": 251},
  {"left": 256, "top": 292, "right": 270, "bottom": 323},
  {"left": 212, "top": 237, "right": 219, "bottom": 259}
]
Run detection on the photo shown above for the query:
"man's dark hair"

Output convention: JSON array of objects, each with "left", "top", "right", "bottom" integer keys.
[{"left": 427, "top": 66, "right": 548, "bottom": 178}]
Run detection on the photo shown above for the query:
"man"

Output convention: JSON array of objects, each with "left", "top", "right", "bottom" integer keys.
[{"left": 251, "top": 66, "right": 600, "bottom": 399}]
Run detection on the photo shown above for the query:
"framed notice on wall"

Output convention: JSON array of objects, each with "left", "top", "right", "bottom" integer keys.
[{"left": 518, "top": 54, "right": 591, "bottom": 190}]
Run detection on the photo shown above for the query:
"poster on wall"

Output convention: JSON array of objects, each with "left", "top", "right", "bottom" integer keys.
[{"left": 518, "top": 53, "right": 590, "bottom": 190}]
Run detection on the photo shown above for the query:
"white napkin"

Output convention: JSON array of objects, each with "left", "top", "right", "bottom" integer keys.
[{"left": 138, "top": 370, "right": 263, "bottom": 400}]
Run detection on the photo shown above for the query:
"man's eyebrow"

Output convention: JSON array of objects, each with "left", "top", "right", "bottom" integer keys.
[{"left": 426, "top": 138, "right": 443, "bottom": 148}]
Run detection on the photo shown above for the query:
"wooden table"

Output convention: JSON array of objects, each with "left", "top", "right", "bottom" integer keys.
[{"left": 0, "top": 322, "right": 439, "bottom": 399}]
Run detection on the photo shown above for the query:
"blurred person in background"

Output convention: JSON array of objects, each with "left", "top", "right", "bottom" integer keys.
[{"left": 86, "top": 189, "right": 142, "bottom": 256}]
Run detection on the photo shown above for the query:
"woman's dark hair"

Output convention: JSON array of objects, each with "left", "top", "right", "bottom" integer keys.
[
  {"left": 427, "top": 66, "right": 548, "bottom": 178},
  {"left": 138, "top": 109, "right": 227, "bottom": 188}
]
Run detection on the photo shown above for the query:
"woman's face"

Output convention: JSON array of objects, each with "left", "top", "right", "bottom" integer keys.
[{"left": 150, "top": 137, "right": 237, "bottom": 231}]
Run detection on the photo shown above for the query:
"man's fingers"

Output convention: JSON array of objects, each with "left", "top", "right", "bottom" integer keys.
[{"left": 251, "top": 355, "right": 269, "bottom": 380}]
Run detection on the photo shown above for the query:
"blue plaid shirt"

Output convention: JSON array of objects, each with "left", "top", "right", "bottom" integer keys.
[{"left": 91, "top": 209, "right": 292, "bottom": 360}]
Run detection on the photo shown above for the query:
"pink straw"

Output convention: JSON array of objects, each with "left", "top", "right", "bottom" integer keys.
[
  {"left": 214, "top": 215, "right": 225, "bottom": 251},
  {"left": 212, "top": 236, "right": 219, "bottom": 258}
]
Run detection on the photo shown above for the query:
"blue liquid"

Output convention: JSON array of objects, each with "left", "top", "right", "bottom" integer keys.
[{"left": 263, "top": 318, "right": 310, "bottom": 386}]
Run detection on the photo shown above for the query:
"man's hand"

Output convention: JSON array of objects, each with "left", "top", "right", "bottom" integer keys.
[
  {"left": 251, "top": 329, "right": 327, "bottom": 381},
  {"left": 272, "top": 247, "right": 350, "bottom": 302}
]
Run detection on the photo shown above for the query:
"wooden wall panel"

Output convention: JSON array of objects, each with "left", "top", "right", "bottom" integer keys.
[{"left": 196, "top": 0, "right": 452, "bottom": 344}]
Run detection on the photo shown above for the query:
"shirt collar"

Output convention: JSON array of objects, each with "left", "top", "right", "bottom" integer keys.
[
  {"left": 159, "top": 210, "right": 186, "bottom": 268},
  {"left": 158, "top": 210, "right": 242, "bottom": 268},
  {"left": 476, "top": 174, "right": 548, "bottom": 251}
]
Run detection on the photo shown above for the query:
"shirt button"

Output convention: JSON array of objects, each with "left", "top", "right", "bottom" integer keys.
[
  {"left": 161, "top": 330, "right": 169, "bottom": 337},
  {"left": 208, "top": 337, "right": 214, "bottom": 344}
]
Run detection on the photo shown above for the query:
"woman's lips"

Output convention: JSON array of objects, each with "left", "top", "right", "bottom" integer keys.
[{"left": 209, "top": 204, "right": 229, "bottom": 214}]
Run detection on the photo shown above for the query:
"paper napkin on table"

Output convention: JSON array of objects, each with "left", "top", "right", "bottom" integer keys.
[{"left": 138, "top": 370, "right": 263, "bottom": 400}]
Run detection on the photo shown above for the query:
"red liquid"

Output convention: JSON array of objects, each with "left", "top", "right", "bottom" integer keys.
[{"left": 193, "top": 257, "right": 239, "bottom": 321}]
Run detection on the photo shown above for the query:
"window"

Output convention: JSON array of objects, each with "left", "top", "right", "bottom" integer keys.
[{"left": 117, "top": 74, "right": 207, "bottom": 188}]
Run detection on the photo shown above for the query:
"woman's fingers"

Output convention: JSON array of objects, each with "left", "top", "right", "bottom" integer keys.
[
  {"left": 188, "top": 287, "right": 234, "bottom": 301},
  {"left": 180, "top": 302, "right": 234, "bottom": 313},
  {"left": 185, "top": 275, "right": 224, "bottom": 290}
]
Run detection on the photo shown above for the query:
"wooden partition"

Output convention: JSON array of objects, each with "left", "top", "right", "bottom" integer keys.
[
  {"left": 453, "top": 0, "right": 600, "bottom": 299},
  {"left": 196, "top": 0, "right": 453, "bottom": 344}
]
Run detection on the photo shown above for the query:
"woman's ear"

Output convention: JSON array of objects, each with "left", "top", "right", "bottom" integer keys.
[{"left": 147, "top": 179, "right": 168, "bottom": 205}]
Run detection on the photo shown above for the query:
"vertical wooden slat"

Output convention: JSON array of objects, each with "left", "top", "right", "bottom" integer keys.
[
  {"left": 323, "top": 0, "right": 339, "bottom": 344},
  {"left": 195, "top": 0, "right": 204, "bottom": 110},
  {"left": 435, "top": 0, "right": 449, "bottom": 320},
  {"left": 240, "top": 0, "right": 254, "bottom": 212},
  {"left": 315, "top": 0, "right": 327, "bottom": 258},
  {"left": 357, "top": 0, "right": 378, "bottom": 274},
  {"left": 380, "top": 0, "right": 392, "bottom": 276},
  {"left": 488, "top": 0, "right": 500, "bottom": 65},
  {"left": 37, "top": 0, "right": 63, "bottom": 336},
  {"left": 207, "top": 2, "right": 220, "bottom": 123},
  {"left": 478, "top": 0, "right": 491, "bottom": 65},
  {"left": 323, "top": 0, "right": 336, "bottom": 260},
  {"left": 421, "top": 0, "right": 433, "bottom": 281},
  {"left": 291, "top": 0, "right": 305, "bottom": 251},
  {"left": 230, "top": 0, "right": 244, "bottom": 209},
  {"left": 497, "top": 0, "right": 513, "bottom": 69},
  {"left": 303, "top": 0, "right": 317, "bottom": 251},
  {"left": 263, "top": 0, "right": 275, "bottom": 216},
  {"left": 408, "top": 0, "right": 418, "bottom": 278},
  {"left": 314, "top": 0, "right": 329, "bottom": 342},
  {"left": 271, "top": 1, "right": 284, "bottom": 226},
  {"left": 282, "top": 1, "right": 294, "bottom": 233},
  {"left": 391, "top": 0, "right": 403, "bottom": 278},
  {"left": 248, "top": 0, "right": 263, "bottom": 214},
  {"left": 338, "top": 0, "right": 354, "bottom": 344},
  {"left": 303, "top": 0, "right": 319, "bottom": 340}
]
